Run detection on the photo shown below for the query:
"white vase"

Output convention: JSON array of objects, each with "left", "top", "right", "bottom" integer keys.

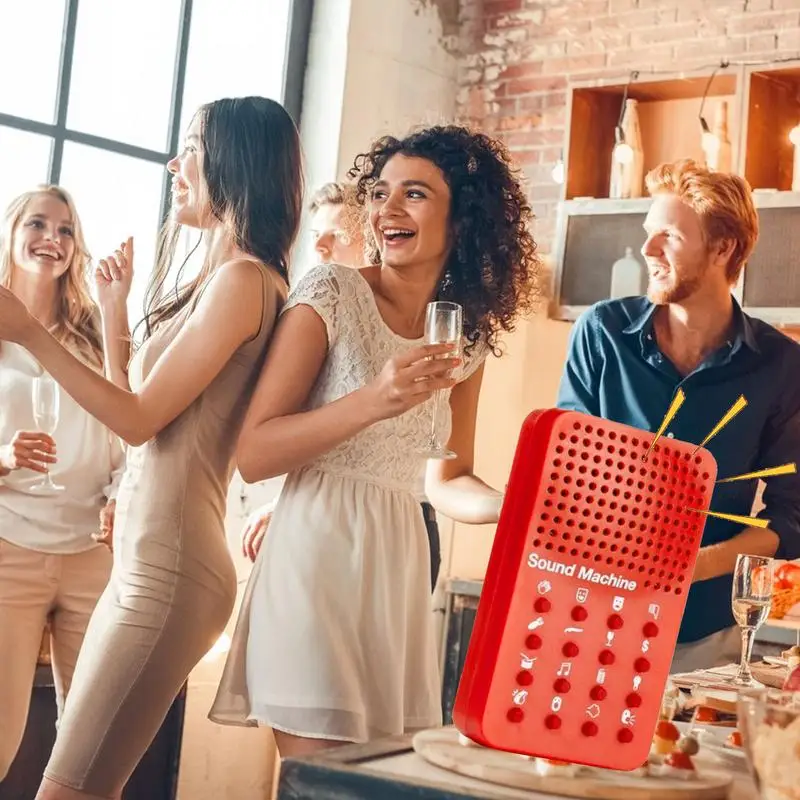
[{"left": 610, "top": 247, "right": 645, "bottom": 299}]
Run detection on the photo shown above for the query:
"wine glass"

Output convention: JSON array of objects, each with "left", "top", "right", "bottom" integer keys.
[
  {"left": 418, "top": 301, "right": 463, "bottom": 460},
  {"left": 730, "top": 554, "right": 773, "bottom": 687},
  {"left": 738, "top": 688, "right": 800, "bottom": 800},
  {"left": 30, "top": 373, "right": 65, "bottom": 493}
]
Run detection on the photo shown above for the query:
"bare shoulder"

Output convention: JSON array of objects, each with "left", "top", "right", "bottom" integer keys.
[
  {"left": 202, "top": 259, "right": 285, "bottom": 306},
  {"left": 354, "top": 264, "right": 381, "bottom": 290}
]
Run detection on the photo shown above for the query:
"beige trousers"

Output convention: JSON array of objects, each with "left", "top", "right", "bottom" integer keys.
[{"left": 0, "top": 539, "right": 111, "bottom": 780}]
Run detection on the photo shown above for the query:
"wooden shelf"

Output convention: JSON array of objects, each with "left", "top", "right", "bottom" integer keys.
[
  {"left": 743, "top": 64, "right": 800, "bottom": 191},
  {"left": 565, "top": 71, "right": 741, "bottom": 201}
]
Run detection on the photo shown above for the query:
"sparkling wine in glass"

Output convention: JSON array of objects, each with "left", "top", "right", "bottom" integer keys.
[
  {"left": 418, "top": 301, "right": 463, "bottom": 460},
  {"left": 30, "top": 373, "right": 65, "bottom": 493},
  {"left": 730, "top": 554, "right": 773, "bottom": 687}
]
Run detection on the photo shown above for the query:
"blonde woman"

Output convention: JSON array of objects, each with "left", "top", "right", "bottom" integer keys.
[{"left": 0, "top": 185, "right": 124, "bottom": 780}]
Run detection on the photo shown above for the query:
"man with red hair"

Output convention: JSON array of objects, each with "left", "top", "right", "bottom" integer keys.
[{"left": 557, "top": 159, "right": 800, "bottom": 672}]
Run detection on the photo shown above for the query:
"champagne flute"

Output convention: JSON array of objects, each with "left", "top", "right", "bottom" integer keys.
[
  {"left": 418, "top": 301, "right": 463, "bottom": 460},
  {"left": 30, "top": 373, "right": 65, "bottom": 493},
  {"left": 730, "top": 554, "right": 773, "bottom": 687}
]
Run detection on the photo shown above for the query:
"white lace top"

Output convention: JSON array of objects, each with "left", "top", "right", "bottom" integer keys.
[{"left": 282, "top": 263, "right": 488, "bottom": 492}]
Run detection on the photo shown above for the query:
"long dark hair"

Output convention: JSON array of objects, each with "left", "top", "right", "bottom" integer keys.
[
  {"left": 140, "top": 96, "right": 303, "bottom": 338},
  {"left": 350, "top": 125, "right": 542, "bottom": 355}
]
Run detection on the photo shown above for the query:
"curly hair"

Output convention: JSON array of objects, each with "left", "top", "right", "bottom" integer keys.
[{"left": 349, "top": 125, "right": 541, "bottom": 355}]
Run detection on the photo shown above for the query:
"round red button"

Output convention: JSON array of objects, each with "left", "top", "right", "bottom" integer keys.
[
  {"left": 571, "top": 606, "right": 588, "bottom": 622},
  {"left": 634, "top": 657, "right": 651, "bottom": 673},
  {"left": 517, "top": 671, "right": 534, "bottom": 686},
  {"left": 599, "top": 649, "right": 615, "bottom": 665},
  {"left": 507, "top": 707, "right": 524, "bottom": 723},
  {"left": 607, "top": 614, "right": 624, "bottom": 630},
  {"left": 544, "top": 714, "right": 562, "bottom": 730},
  {"left": 617, "top": 728, "right": 634, "bottom": 743},
  {"left": 526, "top": 634, "right": 542, "bottom": 650},
  {"left": 625, "top": 692, "right": 642, "bottom": 708},
  {"left": 554, "top": 678, "right": 571, "bottom": 694},
  {"left": 534, "top": 597, "right": 552, "bottom": 613},
  {"left": 643, "top": 621, "right": 659, "bottom": 637},
  {"left": 563, "top": 642, "right": 579, "bottom": 658},
  {"left": 590, "top": 685, "right": 607, "bottom": 701},
  {"left": 581, "top": 721, "right": 598, "bottom": 737}
]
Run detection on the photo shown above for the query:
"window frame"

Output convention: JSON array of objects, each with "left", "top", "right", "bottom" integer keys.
[{"left": 0, "top": 0, "right": 313, "bottom": 226}]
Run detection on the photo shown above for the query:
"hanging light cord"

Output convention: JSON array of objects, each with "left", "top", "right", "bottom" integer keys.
[{"left": 699, "top": 60, "right": 730, "bottom": 135}]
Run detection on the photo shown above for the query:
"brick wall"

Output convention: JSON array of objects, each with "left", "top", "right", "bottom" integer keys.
[{"left": 454, "top": 0, "right": 800, "bottom": 253}]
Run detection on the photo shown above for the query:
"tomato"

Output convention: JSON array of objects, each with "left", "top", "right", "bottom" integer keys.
[
  {"left": 693, "top": 706, "right": 718, "bottom": 723},
  {"left": 776, "top": 562, "right": 800, "bottom": 587}
]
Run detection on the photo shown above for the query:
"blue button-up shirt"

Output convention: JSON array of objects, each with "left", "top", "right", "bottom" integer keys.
[{"left": 557, "top": 296, "right": 800, "bottom": 643}]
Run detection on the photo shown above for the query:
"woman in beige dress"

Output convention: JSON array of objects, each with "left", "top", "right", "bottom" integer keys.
[
  {"left": 0, "top": 96, "right": 303, "bottom": 800},
  {"left": 211, "top": 125, "right": 542, "bottom": 758}
]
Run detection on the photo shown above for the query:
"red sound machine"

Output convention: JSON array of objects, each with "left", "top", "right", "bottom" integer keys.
[{"left": 452, "top": 409, "right": 717, "bottom": 771}]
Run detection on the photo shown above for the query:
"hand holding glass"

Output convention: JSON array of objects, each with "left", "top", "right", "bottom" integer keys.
[
  {"left": 30, "top": 374, "right": 65, "bottom": 493},
  {"left": 730, "top": 554, "right": 773, "bottom": 687},
  {"left": 418, "top": 301, "right": 463, "bottom": 459}
]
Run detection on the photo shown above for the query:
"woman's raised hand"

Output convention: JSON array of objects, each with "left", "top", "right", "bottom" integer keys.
[{"left": 95, "top": 236, "right": 134, "bottom": 311}]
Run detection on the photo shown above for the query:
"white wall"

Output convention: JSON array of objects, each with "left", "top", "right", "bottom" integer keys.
[{"left": 176, "top": 1, "right": 460, "bottom": 797}]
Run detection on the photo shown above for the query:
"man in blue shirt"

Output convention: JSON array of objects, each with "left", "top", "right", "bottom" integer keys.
[{"left": 557, "top": 159, "right": 800, "bottom": 672}]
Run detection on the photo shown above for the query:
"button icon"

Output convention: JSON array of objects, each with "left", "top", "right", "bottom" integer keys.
[
  {"left": 641, "top": 639, "right": 650, "bottom": 653},
  {"left": 621, "top": 709, "right": 636, "bottom": 726},
  {"left": 648, "top": 603, "right": 660, "bottom": 620},
  {"left": 551, "top": 696, "right": 562, "bottom": 713},
  {"left": 576, "top": 588, "right": 589, "bottom": 603},
  {"left": 612, "top": 596, "right": 625, "bottom": 612},
  {"left": 596, "top": 668, "right": 607, "bottom": 685},
  {"left": 586, "top": 704, "right": 601, "bottom": 719},
  {"left": 520, "top": 653, "right": 537, "bottom": 670},
  {"left": 564, "top": 626, "right": 584, "bottom": 634},
  {"left": 537, "top": 580, "right": 552, "bottom": 595},
  {"left": 528, "top": 616, "right": 545, "bottom": 631},
  {"left": 632, "top": 675, "right": 642, "bottom": 691},
  {"left": 605, "top": 631, "right": 615, "bottom": 647},
  {"left": 512, "top": 689, "right": 529, "bottom": 705},
  {"left": 556, "top": 662, "right": 572, "bottom": 677}
]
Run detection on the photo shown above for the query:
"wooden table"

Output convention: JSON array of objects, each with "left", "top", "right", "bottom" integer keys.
[{"left": 276, "top": 733, "right": 760, "bottom": 800}]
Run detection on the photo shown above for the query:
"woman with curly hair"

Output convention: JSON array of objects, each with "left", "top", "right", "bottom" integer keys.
[{"left": 210, "top": 125, "right": 541, "bottom": 756}]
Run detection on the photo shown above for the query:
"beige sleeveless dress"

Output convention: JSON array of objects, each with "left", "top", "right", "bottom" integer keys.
[{"left": 43, "top": 263, "right": 283, "bottom": 798}]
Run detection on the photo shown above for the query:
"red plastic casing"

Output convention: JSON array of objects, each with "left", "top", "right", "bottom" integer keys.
[{"left": 452, "top": 409, "right": 717, "bottom": 771}]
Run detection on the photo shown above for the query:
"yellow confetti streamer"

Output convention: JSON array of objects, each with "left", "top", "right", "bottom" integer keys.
[
  {"left": 691, "top": 395, "right": 748, "bottom": 455},
  {"left": 643, "top": 388, "right": 685, "bottom": 462},
  {"left": 687, "top": 508, "right": 771, "bottom": 529},
  {"left": 716, "top": 463, "right": 797, "bottom": 484}
]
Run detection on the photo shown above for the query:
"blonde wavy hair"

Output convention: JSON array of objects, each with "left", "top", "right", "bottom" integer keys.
[{"left": 0, "top": 185, "right": 103, "bottom": 368}]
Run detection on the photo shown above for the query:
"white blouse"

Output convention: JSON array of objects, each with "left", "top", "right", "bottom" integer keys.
[{"left": 0, "top": 342, "right": 125, "bottom": 554}]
